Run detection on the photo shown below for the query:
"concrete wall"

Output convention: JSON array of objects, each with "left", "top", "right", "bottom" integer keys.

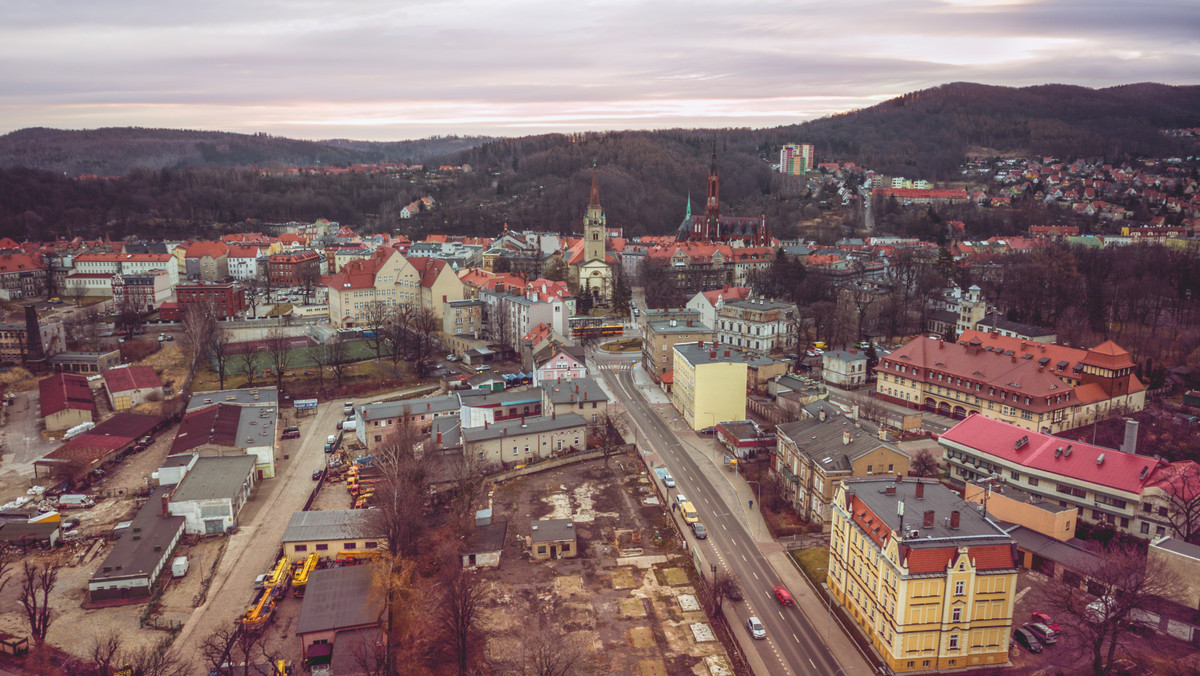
[{"left": 963, "top": 484, "right": 1077, "bottom": 541}]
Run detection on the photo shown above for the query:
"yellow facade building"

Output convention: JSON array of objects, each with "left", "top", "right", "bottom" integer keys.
[
  {"left": 830, "top": 477, "right": 1017, "bottom": 673},
  {"left": 671, "top": 341, "right": 748, "bottom": 430}
]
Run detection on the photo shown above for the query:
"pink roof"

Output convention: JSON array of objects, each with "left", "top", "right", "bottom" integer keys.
[
  {"left": 940, "top": 415, "right": 1163, "bottom": 495},
  {"left": 700, "top": 286, "right": 750, "bottom": 307},
  {"left": 102, "top": 365, "right": 162, "bottom": 394}
]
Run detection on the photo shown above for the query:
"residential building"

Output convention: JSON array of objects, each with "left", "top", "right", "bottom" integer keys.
[
  {"left": 442, "top": 299, "right": 485, "bottom": 341},
  {"left": 73, "top": 253, "right": 178, "bottom": 286},
  {"left": 830, "top": 477, "right": 1017, "bottom": 673},
  {"left": 0, "top": 317, "right": 65, "bottom": 365},
  {"left": 101, "top": 365, "right": 164, "bottom": 411},
  {"left": 48, "top": 350, "right": 120, "bottom": 375},
  {"left": 165, "top": 281, "right": 247, "bottom": 320},
  {"left": 480, "top": 289, "right": 563, "bottom": 350},
  {"left": 641, "top": 318, "right": 713, "bottom": 390},
  {"left": 714, "top": 298, "right": 796, "bottom": 356},
  {"left": 88, "top": 486, "right": 185, "bottom": 602},
  {"left": 461, "top": 413, "right": 588, "bottom": 467},
  {"left": 530, "top": 519, "right": 577, "bottom": 560},
  {"left": 111, "top": 270, "right": 174, "bottom": 313},
  {"left": 779, "top": 143, "right": 815, "bottom": 175},
  {"left": 297, "top": 566, "right": 383, "bottom": 668},
  {"left": 939, "top": 414, "right": 1200, "bottom": 539},
  {"left": 0, "top": 253, "right": 48, "bottom": 299},
  {"left": 354, "top": 394, "right": 460, "bottom": 450},
  {"left": 281, "top": 509, "right": 385, "bottom": 562},
  {"left": 39, "top": 373, "right": 95, "bottom": 432},
  {"left": 166, "top": 455, "right": 257, "bottom": 535},
  {"left": 540, "top": 377, "right": 608, "bottom": 424},
  {"left": 643, "top": 241, "right": 735, "bottom": 295},
  {"left": 184, "top": 241, "right": 229, "bottom": 281},
  {"left": 409, "top": 257, "right": 467, "bottom": 319},
  {"left": 875, "top": 331, "right": 1146, "bottom": 433},
  {"left": 671, "top": 341, "right": 749, "bottom": 431},
  {"left": 325, "top": 247, "right": 418, "bottom": 328},
  {"left": 534, "top": 348, "right": 587, "bottom": 385},
  {"left": 823, "top": 349, "right": 869, "bottom": 387},
  {"left": 686, "top": 286, "right": 750, "bottom": 329},
  {"left": 267, "top": 250, "right": 321, "bottom": 287},
  {"left": 774, "top": 404, "right": 910, "bottom": 530},
  {"left": 226, "top": 245, "right": 263, "bottom": 281},
  {"left": 1148, "top": 538, "right": 1200, "bottom": 610}
]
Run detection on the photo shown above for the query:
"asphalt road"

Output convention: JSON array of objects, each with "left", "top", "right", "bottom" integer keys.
[{"left": 597, "top": 353, "right": 846, "bottom": 676}]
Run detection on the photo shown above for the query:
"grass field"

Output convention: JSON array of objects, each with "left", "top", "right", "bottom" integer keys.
[{"left": 790, "top": 547, "right": 830, "bottom": 586}]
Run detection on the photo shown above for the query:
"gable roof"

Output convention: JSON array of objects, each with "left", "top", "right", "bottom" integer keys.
[
  {"left": 185, "top": 241, "right": 229, "bottom": 259},
  {"left": 39, "top": 373, "right": 95, "bottom": 416},
  {"left": 102, "top": 365, "right": 162, "bottom": 394}
]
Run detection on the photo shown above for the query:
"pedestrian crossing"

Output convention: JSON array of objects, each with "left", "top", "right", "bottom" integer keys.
[{"left": 597, "top": 361, "right": 636, "bottom": 372}]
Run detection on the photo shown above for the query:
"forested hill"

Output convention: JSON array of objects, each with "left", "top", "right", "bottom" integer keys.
[{"left": 0, "top": 127, "right": 493, "bottom": 176}]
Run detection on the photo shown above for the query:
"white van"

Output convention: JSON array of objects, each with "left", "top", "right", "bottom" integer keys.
[
  {"left": 172, "top": 556, "right": 189, "bottom": 578},
  {"left": 343, "top": 401, "right": 355, "bottom": 415}
]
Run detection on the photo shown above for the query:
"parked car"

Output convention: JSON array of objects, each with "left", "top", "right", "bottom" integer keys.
[
  {"left": 282, "top": 429, "right": 301, "bottom": 439},
  {"left": 773, "top": 585, "right": 795, "bottom": 606},
  {"left": 691, "top": 522, "right": 707, "bottom": 539},
  {"left": 698, "top": 426, "right": 716, "bottom": 436},
  {"left": 312, "top": 469, "right": 323, "bottom": 481},
  {"left": 475, "top": 364, "right": 492, "bottom": 372},
  {"left": 1024, "top": 622, "right": 1058, "bottom": 645},
  {"left": 1031, "top": 612, "right": 1062, "bottom": 633},
  {"left": 1012, "top": 627, "right": 1043, "bottom": 654},
  {"left": 746, "top": 617, "right": 766, "bottom": 640},
  {"left": 662, "top": 472, "right": 675, "bottom": 488},
  {"left": 446, "top": 354, "right": 460, "bottom": 362},
  {"left": 727, "top": 581, "right": 743, "bottom": 601}
]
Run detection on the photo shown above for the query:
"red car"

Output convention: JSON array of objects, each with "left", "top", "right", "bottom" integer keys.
[
  {"left": 773, "top": 585, "right": 795, "bottom": 606},
  {"left": 1031, "top": 612, "right": 1062, "bottom": 633}
]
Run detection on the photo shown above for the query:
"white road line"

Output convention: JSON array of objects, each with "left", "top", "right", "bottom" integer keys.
[
  {"left": 793, "top": 633, "right": 800, "bottom": 644},
  {"left": 778, "top": 610, "right": 785, "bottom": 620},
  {"left": 741, "top": 553, "right": 747, "bottom": 562},
  {"left": 752, "top": 571, "right": 759, "bottom": 581},
  {"left": 809, "top": 658, "right": 816, "bottom": 669}
]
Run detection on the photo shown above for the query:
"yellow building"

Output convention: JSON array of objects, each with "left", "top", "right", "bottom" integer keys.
[
  {"left": 280, "top": 510, "right": 386, "bottom": 563},
  {"left": 830, "top": 477, "right": 1017, "bottom": 673},
  {"left": 963, "top": 482, "right": 1077, "bottom": 542},
  {"left": 671, "top": 341, "right": 748, "bottom": 430},
  {"left": 641, "top": 318, "right": 713, "bottom": 390}
]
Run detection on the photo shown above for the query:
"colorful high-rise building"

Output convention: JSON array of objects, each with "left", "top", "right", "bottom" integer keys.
[{"left": 779, "top": 143, "right": 815, "bottom": 174}]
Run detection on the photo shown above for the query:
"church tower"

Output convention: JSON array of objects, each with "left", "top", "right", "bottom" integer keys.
[
  {"left": 704, "top": 145, "right": 721, "bottom": 240},
  {"left": 583, "top": 167, "right": 606, "bottom": 263}
]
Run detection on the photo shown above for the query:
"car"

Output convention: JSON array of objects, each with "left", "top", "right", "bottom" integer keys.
[
  {"left": 691, "top": 522, "right": 707, "bottom": 539},
  {"left": 1012, "top": 627, "right": 1043, "bottom": 654},
  {"left": 254, "top": 574, "right": 269, "bottom": 589},
  {"left": 806, "top": 350, "right": 819, "bottom": 357},
  {"left": 312, "top": 469, "right": 323, "bottom": 481},
  {"left": 282, "top": 429, "right": 301, "bottom": 439},
  {"left": 784, "top": 352, "right": 798, "bottom": 360},
  {"left": 746, "top": 617, "right": 766, "bottom": 640},
  {"left": 698, "top": 426, "right": 716, "bottom": 436},
  {"left": 773, "top": 585, "right": 795, "bottom": 606},
  {"left": 679, "top": 501, "right": 699, "bottom": 524},
  {"left": 1024, "top": 622, "right": 1058, "bottom": 645},
  {"left": 726, "top": 581, "right": 743, "bottom": 601},
  {"left": 662, "top": 473, "right": 675, "bottom": 488},
  {"left": 1031, "top": 612, "right": 1062, "bottom": 633},
  {"left": 446, "top": 354, "right": 460, "bottom": 362},
  {"left": 475, "top": 364, "right": 492, "bottom": 372}
]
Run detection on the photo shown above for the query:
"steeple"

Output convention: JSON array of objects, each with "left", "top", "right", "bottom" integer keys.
[
  {"left": 685, "top": 191, "right": 692, "bottom": 220},
  {"left": 705, "top": 142, "right": 721, "bottom": 238},
  {"left": 588, "top": 161, "right": 601, "bottom": 208}
]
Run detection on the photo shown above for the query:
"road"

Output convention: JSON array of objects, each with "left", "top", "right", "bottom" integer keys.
[{"left": 595, "top": 352, "right": 855, "bottom": 676}]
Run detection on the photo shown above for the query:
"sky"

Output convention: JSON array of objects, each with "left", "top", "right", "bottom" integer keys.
[{"left": 2, "top": 0, "right": 1197, "bottom": 141}]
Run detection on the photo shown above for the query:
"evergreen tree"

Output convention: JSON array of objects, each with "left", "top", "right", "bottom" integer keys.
[{"left": 611, "top": 273, "right": 632, "bottom": 316}]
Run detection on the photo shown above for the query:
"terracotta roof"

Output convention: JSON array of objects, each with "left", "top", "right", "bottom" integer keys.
[
  {"left": 0, "top": 253, "right": 44, "bottom": 272},
  {"left": 169, "top": 404, "right": 243, "bottom": 454},
  {"left": 1081, "top": 340, "right": 1136, "bottom": 371},
  {"left": 75, "top": 253, "right": 174, "bottom": 263},
  {"left": 185, "top": 241, "right": 229, "bottom": 259},
  {"left": 326, "top": 254, "right": 386, "bottom": 291},
  {"left": 699, "top": 286, "right": 750, "bottom": 307},
  {"left": 407, "top": 257, "right": 448, "bottom": 289},
  {"left": 227, "top": 245, "right": 261, "bottom": 259},
  {"left": 37, "top": 413, "right": 162, "bottom": 467},
  {"left": 39, "top": 373, "right": 94, "bottom": 416},
  {"left": 0, "top": 237, "right": 20, "bottom": 250},
  {"left": 102, "top": 365, "right": 162, "bottom": 394},
  {"left": 940, "top": 414, "right": 1164, "bottom": 495},
  {"left": 1145, "top": 461, "right": 1200, "bottom": 503}
]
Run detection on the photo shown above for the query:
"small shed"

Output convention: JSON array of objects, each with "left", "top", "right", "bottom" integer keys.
[
  {"left": 530, "top": 518, "right": 577, "bottom": 561},
  {"left": 462, "top": 520, "right": 507, "bottom": 569}
]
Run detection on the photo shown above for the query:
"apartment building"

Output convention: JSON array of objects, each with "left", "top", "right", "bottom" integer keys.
[
  {"left": 73, "top": 253, "right": 179, "bottom": 287},
  {"left": 779, "top": 143, "right": 815, "bottom": 175},
  {"left": 112, "top": 270, "right": 174, "bottom": 313},
  {"left": 875, "top": 330, "right": 1145, "bottom": 433},
  {"left": 830, "top": 477, "right": 1017, "bottom": 673},
  {"left": 641, "top": 318, "right": 713, "bottom": 390},
  {"left": 165, "top": 281, "right": 246, "bottom": 320},
  {"left": 325, "top": 248, "right": 466, "bottom": 328},
  {"left": 540, "top": 377, "right": 608, "bottom": 424},
  {"left": 714, "top": 298, "right": 796, "bottom": 356},
  {"left": 939, "top": 414, "right": 1200, "bottom": 540},
  {"left": 267, "top": 250, "right": 321, "bottom": 287},
  {"left": 442, "top": 299, "right": 485, "bottom": 340},
  {"left": 183, "top": 241, "right": 230, "bottom": 281},
  {"left": 774, "top": 402, "right": 910, "bottom": 530},
  {"left": 671, "top": 341, "right": 749, "bottom": 431},
  {"left": 461, "top": 413, "right": 587, "bottom": 467},
  {"left": 823, "top": 349, "right": 869, "bottom": 387}
]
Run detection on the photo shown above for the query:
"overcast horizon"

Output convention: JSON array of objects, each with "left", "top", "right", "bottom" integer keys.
[{"left": 2, "top": 0, "right": 1197, "bottom": 142}]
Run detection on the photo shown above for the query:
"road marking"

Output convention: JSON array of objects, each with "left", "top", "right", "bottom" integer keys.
[
  {"left": 809, "top": 658, "right": 816, "bottom": 669},
  {"left": 793, "top": 632, "right": 800, "bottom": 644},
  {"left": 741, "top": 553, "right": 747, "bottom": 562},
  {"left": 752, "top": 571, "right": 759, "bottom": 581},
  {"left": 778, "top": 610, "right": 785, "bottom": 621}
]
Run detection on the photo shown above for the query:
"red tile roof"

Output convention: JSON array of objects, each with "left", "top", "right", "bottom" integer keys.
[
  {"left": 407, "top": 257, "right": 448, "bottom": 289},
  {"left": 170, "top": 404, "right": 244, "bottom": 454},
  {"left": 699, "top": 286, "right": 750, "bottom": 307},
  {"left": 940, "top": 414, "right": 1164, "bottom": 495},
  {"left": 37, "top": 413, "right": 163, "bottom": 467},
  {"left": 102, "top": 365, "right": 162, "bottom": 394},
  {"left": 227, "top": 245, "right": 262, "bottom": 259},
  {"left": 74, "top": 253, "right": 174, "bottom": 263},
  {"left": 39, "top": 373, "right": 95, "bottom": 417},
  {"left": 0, "top": 253, "right": 45, "bottom": 272},
  {"left": 186, "top": 241, "right": 229, "bottom": 259},
  {"left": 326, "top": 250, "right": 394, "bottom": 291},
  {"left": 1081, "top": 340, "right": 1136, "bottom": 371}
]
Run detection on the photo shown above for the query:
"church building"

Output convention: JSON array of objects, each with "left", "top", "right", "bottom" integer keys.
[
  {"left": 567, "top": 170, "right": 617, "bottom": 304},
  {"left": 677, "top": 148, "right": 772, "bottom": 247}
]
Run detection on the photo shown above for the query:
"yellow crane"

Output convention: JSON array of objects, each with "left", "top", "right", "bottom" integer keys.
[
  {"left": 291, "top": 553, "right": 319, "bottom": 598},
  {"left": 242, "top": 555, "right": 292, "bottom": 627}
]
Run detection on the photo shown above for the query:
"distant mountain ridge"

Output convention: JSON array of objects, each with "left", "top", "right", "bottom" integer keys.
[{"left": 0, "top": 127, "right": 494, "bottom": 176}]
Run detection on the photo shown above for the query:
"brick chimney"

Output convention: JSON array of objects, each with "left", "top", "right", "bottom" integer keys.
[
  {"left": 161, "top": 493, "right": 170, "bottom": 517},
  {"left": 950, "top": 510, "right": 961, "bottom": 529},
  {"left": 915, "top": 482, "right": 924, "bottom": 500},
  {"left": 922, "top": 510, "right": 935, "bottom": 528},
  {"left": 842, "top": 429, "right": 851, "bottom": 445}
]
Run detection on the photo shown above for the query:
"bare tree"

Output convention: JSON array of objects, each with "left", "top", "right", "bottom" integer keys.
[
  {"left": 243, "top": 275, "right": 262, "bottom": 319},
  {"left": 181, "top": 296, "right": 218, "bottom": 381},
  {"left": 208, "top": 325, "right": 233, "bottom": 390},
  {"left": 439, "top": 568, "right": 489, "bottom": 676},
  {"left": 1153, "top": 467, "right": 1200, "bottom": 543},
  {"left": 1041, "top": 543, "right": 1182, "bottom": 675},
  {"left": 590, "top": 411, "right": 629, "bottom": 467},
  {"left": 298, "top": 262, "right": 322, "bottom": 305},
  {"left": 200, "top": 621, "right": 282, "bottom": 676},
  {"left": 360, "top": 301, "right": 393, "bottom": 361},
  {"left": 384, "top": 305, "right": 415, "bottom": 375},
  {"left": 370, "top": 413, "right": 430, "bottom": 558},
  {"left": 447, "top": 450, "right": 491, "bottom": 522},
  {"left": 409, "top": 307, "right": 442, "bottom": 378},
  {"left": 705, "top": 570, "right": 739, "bottom": 614},
  {"left": 19, "top": 560, "right": 58, "bottom": 644},
  {"left": 909, "top": 449, "right": 940, "bottom": 478},
  {"left": 366, "top": 554, "right": 432, "bottom": 676},
  {"left": 520, "top": 619, "right": 586, "bottom": 676},
  {"left": 116, "top": 286, "right": 145, "bottom": 340},
  {"left": 850, "top": 392, "right": 888, "bottom": 425},
  {"left": 0, "top": 552, "right": 12, "bottom": 597},
  {"left": 326, "top": 333, "right": 351, "bottom": 388},
  {"left": 263, "top": 327, "right": 291, "bottom": 393},
  {"left": 236, "top": 348, "right": 259, "bottom": 388}
]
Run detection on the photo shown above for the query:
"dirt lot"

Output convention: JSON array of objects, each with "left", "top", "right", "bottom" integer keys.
[{"left": 478, "top": 458, "right": 734, "bottom": 675}]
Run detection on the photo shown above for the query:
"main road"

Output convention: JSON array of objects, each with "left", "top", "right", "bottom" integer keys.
[{"left": 594, "top": 351, "right": 860, "bottom": 676}]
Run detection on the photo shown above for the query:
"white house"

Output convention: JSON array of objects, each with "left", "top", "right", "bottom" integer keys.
[
  {"left": 534, "top": 349, "right": 587, "bottom": 384},
  {"left": 227, "top": 245, "right": 263, "bottom": 281},
  {"left": 822, "top": 349, "right": 869, "bottom": 387},
  {"left": 167, "top": 455, "right": 257, "bottom": 535}
]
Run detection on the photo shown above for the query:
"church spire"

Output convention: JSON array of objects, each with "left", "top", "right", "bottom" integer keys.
[
  {"left": 685, "top": 191, "right": 692, "bottom": 220},
  {"left": 588, "top": 161, "right": 601, "bottom": 208}
]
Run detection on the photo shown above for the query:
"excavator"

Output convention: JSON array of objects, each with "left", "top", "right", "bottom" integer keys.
[
  {"left": 291, "top": 552, "right": 319, "bottom": 598},
  {"left": 242, "top": 555, "right": 292, "bottom": 628}
]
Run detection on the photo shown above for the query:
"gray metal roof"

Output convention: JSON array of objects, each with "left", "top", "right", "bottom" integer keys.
[
  {"left": 236, "top": 405, "right": 277, "bottom": 447},
  {"left": 531, "top": 518, "right": 576, "bottom": 543},
  {"left": 169, "top": 455, "right": 256, "bottom": 503},
  {"left": 674, "top": 342, "right": 755, "bottom": 367},
  {"left": 1152, "top": 537, "right": 1200, "bottom": 560},
  {"left": 91, "top": 486, "right": 185, "bottom": 583},
  {"left": 459, "top": 387, "right": 542, "bottom": 408},
  {"left": 646, "top": 319, "right": 711, "bottom": 335},
  {"left": 843, "top": 477, "right": 1009, "bottom": 542},
  {"left": 281, "top": 509, "right": 383, "bottom": 543},
  {"left": 777, "top": 416, "right": 907, "bottom": 474},
  {"left": 721, "top": 298, "right": 796, "bottom": 312},
  {"left": 823, "top": 350, "right": 868, "bottom": 362},
  {"left": 432, "top": 416, "right": 462, "bottom": 449},
  {"left": 187, "top": 387, "right": 278, "bottom": 411},
  {"left": 461, "top": 413, "right": 587, "bottom": 443},
  {"left": 466, "top": 520, "right": 508, "bottom": 554},
  {"left": 295, "top": 565, "right": 382, "bottom": 636},
  {"left": 1006, "top": 525, "right": 1101, "bottom": 571},
  {"left": 360, "top": 394, "right": 459, "bottom": 421},
  {"left": 161, "top": 453, "right": 195, "bottom": 468},
  {"left": 541, "top": 378, "right": 608, "bottom": 405}
]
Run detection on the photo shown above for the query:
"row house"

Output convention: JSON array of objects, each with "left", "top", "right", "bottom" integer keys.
[
  {"left": 227, "top": 245, "right": 264, "bottom": 281},
  {"left": 875, "top": 330, "right": 1145, "bottom": 434},
  {"left": 0, "top": 253, "right": 48, "bottom": 299},
  {"left": 643, "top": 242, "right": 736, "bottom": 295},
  {"left": 714, "top": 298, "right": 796, "bottom": 356},
  {"left": 267, "top": 250, "right": 322, "bottom": 287},
  {"left": 461, "top": 413, "right": 587, "bottom": 468},
  {"left": 162, "top": 281, "right": 246, "bottom": 320},
  {"left": 184, "top": 241, "right": 230, "bottom": 281},
  {"left": 774, "top": 402, "right": 910, "bottom": 529},
  {"left": 112, "top": 270, "right": 174, "bottom": 313},
  {"left": 442, "top": 299, "right": 486, "bottom": 340},
  {"left": 939, "top": 414, "right": 1200, "bottom": 541},
  {"left": 479, "top": 289, "right": 565, "bottom": 350},
  {"left": 640, "top": 317, "right": 713, "bottom": 390},
  {"left": 685, "top": 286, "right": 749, "bottom": 329}
]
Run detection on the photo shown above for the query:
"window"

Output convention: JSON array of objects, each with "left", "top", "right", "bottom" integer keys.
[
  {"left": 295, "top": 544, "right": 308, "bottom": 552},
  {"left": 344, "top": 543, "right": 357, "bottom": 550},
  {"left": 1028, "top": 477, "right": 1039, "bottom": 487},
  {"left": 867, "top": 465, "right": 873, "bottom": 474},
  {"left": 888, "top": 464, "right": 894, "bottom": 472},
  {"left": 316, "top": 544, "right": 329, "bottom": 551},
  {"left": 364, "top": 541, "right": 378, "bottom": 549},
  {"left": 949, "top": 634, "right": 959, "bottom": 650},
  {"left": 1141, "top": 522, "right": 1150, "bottom": 534},
  {"left": 955, "top": 581, "right": 965, "bottom": 596},
  {"left": 952, "top": 607, "right": 961, "bottom": 622}
]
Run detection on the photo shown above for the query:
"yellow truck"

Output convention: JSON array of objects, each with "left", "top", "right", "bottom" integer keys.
[
  {"left": 679, "top": 501, "right": 699, "bottom": 524},
  {"left": 291, "top": 553, "right": 319, "bottom": 598}
]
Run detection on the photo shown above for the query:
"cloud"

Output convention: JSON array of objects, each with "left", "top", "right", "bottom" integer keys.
[{"left": 0, "top": 0, "right": 1196, "bottom": 139}]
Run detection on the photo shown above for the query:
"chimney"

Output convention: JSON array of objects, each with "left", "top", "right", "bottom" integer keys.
[
  {"left": 922, "top": 510, "right": 935, "bottom": 528},
  {"left": 950, "top": 510, "right": 961, "bottom": 529},
  {"left": 161, "top": 493, "right": 170, "bottom": 517},
  {"left": 484, "top": 420, "right": 490, "bottom": 429},
  {"left": 436, "top": 431, "right": 442, "bottom": 443},
  {"left": 521, "top": 416, "right": 527, "bottom": 428},
  {"left": 885, "top": 485, "right": 896, "bottom": 495},
  {"left": 551, "top": 410, "right": 556, "bottom": 419},
  {"left": 818, "top": 409, "right": 827, "bottom": 422},
  {"left": 1121, "top": 418, "right": 1139, "bottom": 454},
  {"left": 878, "top": 427, "right": 888, "bottom": 442},
  {"left": 842, "top": 429, "right": 851, "bottom": 445},
  {"left": 915, "top": 482, "right": 924, "bottom": 500}
]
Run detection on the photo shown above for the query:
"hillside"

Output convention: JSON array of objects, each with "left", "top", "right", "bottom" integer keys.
[{"left": 0, "top": 127, "right": 494, "bottom": 176}]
